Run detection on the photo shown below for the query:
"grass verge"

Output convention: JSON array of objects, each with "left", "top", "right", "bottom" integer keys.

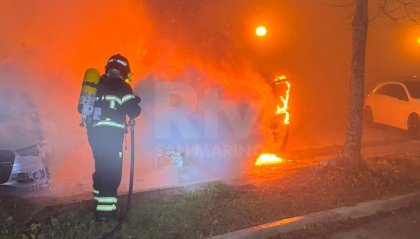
[{"left": 1, "top": 153, "right": 420, "bottom": 239}]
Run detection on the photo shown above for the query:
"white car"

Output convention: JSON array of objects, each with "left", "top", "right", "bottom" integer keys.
[
  {"left": 0, "top": 92, "right": 50, "bottom": 193},
  {"left": 364, "top": 81, "right": 420, "bottom": 138},
  {"left": 0, "top": 142, "right": 50, "bottom": 192}
]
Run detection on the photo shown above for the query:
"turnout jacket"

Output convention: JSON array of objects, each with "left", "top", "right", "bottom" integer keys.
[{"left": 92, "top": 75, "right": 140, "bottom": 130}]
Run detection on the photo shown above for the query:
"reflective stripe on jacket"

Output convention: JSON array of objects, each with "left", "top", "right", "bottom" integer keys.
[
  {"left": 93, "top": 76, "right": 140, "bottom": 129},
  {"left": 93, "top": 118, "right": 126, "bottom": 129}
]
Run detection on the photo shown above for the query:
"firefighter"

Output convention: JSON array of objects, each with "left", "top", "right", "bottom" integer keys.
[{"left": 87, "top": 54, "right": 141, "bottom": 222}]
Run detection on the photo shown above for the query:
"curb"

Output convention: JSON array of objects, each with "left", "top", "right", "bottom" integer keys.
[{"left": 209, "top": 191, "right": 420, "bottom": 239}]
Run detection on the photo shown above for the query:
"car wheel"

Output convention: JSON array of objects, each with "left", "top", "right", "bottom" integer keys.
[
  {"left": 407, "top": 114, "right": 420, "bottom": 139},
  {"left": 363, "top": 107, "right": 374, "bottom": 127}
]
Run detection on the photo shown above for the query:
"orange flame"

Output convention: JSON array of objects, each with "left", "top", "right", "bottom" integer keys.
[
  {"left": 255, "top": 153, "right": 285, "bottom": 166},
  {"left": 254, "top": 75, "right": 291, "bottom": 167},
  {"left": 274, "top": 75, "right": 291, "bottom": 125}
]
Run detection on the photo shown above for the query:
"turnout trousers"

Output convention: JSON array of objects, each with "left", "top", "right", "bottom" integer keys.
[{"left": 87, "top": 125, "right": 124, "bottom": 214}]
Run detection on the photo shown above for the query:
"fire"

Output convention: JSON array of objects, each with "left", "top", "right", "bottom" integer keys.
[
  {"left": 274, "top": 75, "right": 291, "bottom": 125},
  {"left": 254, "top": 75, "right": 291, "bottom": 167},
  {"left": 255, "top": 153, "right": 284, "bottom": 166}
]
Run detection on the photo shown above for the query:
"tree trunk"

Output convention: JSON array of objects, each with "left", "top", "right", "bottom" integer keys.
[{"left": 344, "top": 0, "right": 368, "bottom": 165}]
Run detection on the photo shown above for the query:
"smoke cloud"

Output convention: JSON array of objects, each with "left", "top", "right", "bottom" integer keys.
[
  {"left": 0, "top": 0, "right": 276, "bottom": 197},
  {"left": 1, "top": 0, "right": 418, "bottom": 198}
]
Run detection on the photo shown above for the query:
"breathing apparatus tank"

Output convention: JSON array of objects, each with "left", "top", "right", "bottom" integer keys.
[{"left": 78, "top": 68, "right": 100, "bottom": 127}]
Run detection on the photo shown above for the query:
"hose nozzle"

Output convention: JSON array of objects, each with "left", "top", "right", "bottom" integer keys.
[{"left": 129, "top": 119, "right": 136, "bottom": 127}]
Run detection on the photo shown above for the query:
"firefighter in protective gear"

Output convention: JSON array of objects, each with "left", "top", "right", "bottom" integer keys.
[{"left": 87, "top": 54, "right": 141, "bottom": 222}]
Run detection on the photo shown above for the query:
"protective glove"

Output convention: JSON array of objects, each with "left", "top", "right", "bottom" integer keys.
[{"left": 128, "top": 95, "right": 141, "bottom": 119}]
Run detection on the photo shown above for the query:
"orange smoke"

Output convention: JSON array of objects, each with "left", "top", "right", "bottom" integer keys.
[{"left": 1, "top": 0, "right": 284, "bottom": 193}]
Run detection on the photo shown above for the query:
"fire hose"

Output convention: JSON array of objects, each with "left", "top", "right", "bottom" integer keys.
[{"left": 100, "top": 119, "right": 136, "bottom": 239}]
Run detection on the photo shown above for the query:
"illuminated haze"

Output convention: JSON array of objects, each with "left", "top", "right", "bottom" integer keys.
[{"left": 0, "top": 0, "right": 418, "bottom": 196}]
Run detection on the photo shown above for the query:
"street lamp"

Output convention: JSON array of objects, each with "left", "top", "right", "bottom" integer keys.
[{"left": 256, "top": 25, "right": 267, "bottom": 37}]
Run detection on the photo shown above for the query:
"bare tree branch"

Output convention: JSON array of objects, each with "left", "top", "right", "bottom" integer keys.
[
  {"left": 379, "top": 0, "right": 420, "bottom": 24},
  {"left": 333, "top": 0, "right": 419, "bottom": 24},
  {"left": 370, "top": 0, "right": 388, "bottom": 21}
]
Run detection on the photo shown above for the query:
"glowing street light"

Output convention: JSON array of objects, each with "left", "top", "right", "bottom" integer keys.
[{"left": 256, "top": 25, "right": 267, "bottom": 37}]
